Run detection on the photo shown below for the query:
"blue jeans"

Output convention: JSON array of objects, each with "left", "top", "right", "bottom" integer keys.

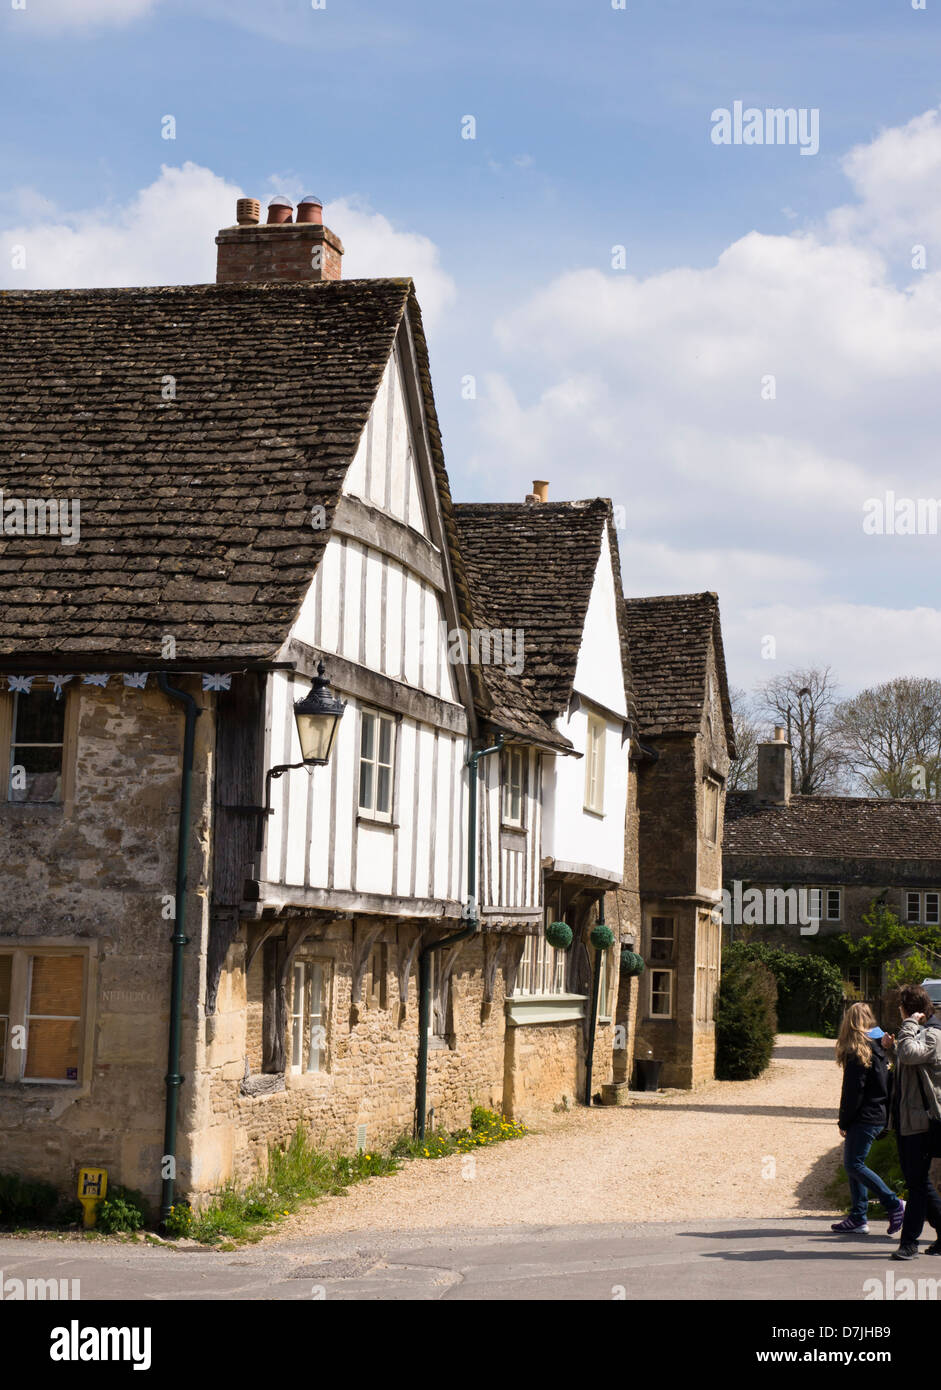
[{"left": 844, "top": 1123, "right": 901, "bottom": 1221}]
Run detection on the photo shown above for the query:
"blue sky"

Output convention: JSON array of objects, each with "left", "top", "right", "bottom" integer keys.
[{"left": 2, "top": 0, "right": 941, "bottom": 700}]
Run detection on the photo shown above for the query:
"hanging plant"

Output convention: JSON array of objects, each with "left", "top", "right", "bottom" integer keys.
[
  {"left": 545, "top": 920, "right": 574, "bottom": 951},
  {"left": 620, "top": 949, "right": 645, "bottom": 976},
  {"left": 590, "top": 924, "right": 615, "bottom": 951}
]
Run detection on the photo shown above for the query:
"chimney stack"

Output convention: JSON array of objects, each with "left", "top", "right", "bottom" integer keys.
[
  {"left": 525, "top": 480, "right": 549, "bottom": 504},
  {"left": 756, "top": 726, "right": 792, "bottom": 805},
  {"left": 216, "top": 193, "right": 344, "bottom": 284}
]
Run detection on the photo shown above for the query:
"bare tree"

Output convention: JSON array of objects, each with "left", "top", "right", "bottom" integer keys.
[
  {"left": 833, "top": 676, "right": 941, "bottom": 798},
  {"left": 727, "top": 686, "right": 760, "bottom": 791},
  {"left": 755, "top": 665, "right": 842, "bottom": 794}
]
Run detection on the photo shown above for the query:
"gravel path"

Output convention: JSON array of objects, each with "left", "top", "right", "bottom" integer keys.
[{"left": 274, "top": 1034, "right": 847, "bottom": 1240}]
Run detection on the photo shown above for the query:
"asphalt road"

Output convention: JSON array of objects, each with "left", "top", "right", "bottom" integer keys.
[{"left": 1, "top": 1218, "right": 934, "bottom": 1301}]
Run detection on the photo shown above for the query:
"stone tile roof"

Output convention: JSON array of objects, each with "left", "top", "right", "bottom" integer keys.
[
  {"left": 724, "top": 792, "right": 941, "bottom": 860},
  {"left": 0, "top": 278, "right": 433, "bottom": 666},
  {"left": 451, "top": 500, "right": 635, "bottom": 744},
  {"left": 622, "top": 591, "right": 735, "bottom": 753}
]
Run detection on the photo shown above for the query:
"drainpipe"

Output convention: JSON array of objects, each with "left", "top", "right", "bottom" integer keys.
[
  {"left": 415, "top": 732, "right": 503, "bottom": 1140},
  {"left": 157, "top": 673, "right": 200, "bottom": 1224},
  {"left": 583, "top": 893, "right": 606, "bottom": 1106}
]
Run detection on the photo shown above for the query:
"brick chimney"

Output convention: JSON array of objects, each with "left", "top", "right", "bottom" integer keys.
[
  {"left": 756, "top": 726, "right": 792, "bottom": 805},
  {"left": 215, "top": 194, "right": 344, "bottom": 284}
]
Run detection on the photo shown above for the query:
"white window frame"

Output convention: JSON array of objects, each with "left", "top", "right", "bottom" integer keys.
[
  {"left": 290, "top": 959, "right": 328, "bottom": 1075},
  {"left": 904, "top": 890, "right": 940, "bottom": 925},
  {"left": 807, "top": 888, "right": 824, "bottom": 924},
  {"left": 597, "top": 950, "right": 611, "bottom": 1022},
  {"left": 584, "top": 714, "right": 606, "bottom": 815},
  {"left": 502, "top": 746, "right": 525, "bottom": 828},
  {"left": 650, "top": 968, "right": 674, "bottom": 1020},
  {"left": 358, "top": 708, "right": 396, "bottom": 822},
  {"left": 0, "top": 948, "right": 88, "bottom": 1085},
  {"left": 514, "top": 934, "right": 568, "bottom": 998}
]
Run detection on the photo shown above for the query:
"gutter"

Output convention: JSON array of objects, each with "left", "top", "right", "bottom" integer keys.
[
  {"left": 157, "top": 673, "right": 201, "bottom": 1225},
  {"left": 415, "top": 732, "right": 503, "bottom": 1140}
]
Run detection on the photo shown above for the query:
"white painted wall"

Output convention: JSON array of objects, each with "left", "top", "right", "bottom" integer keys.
[{"left": 541, "top": 537, "right": 629, "bottom": 882}]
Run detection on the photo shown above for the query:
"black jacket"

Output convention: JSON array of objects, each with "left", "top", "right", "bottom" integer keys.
[{"left": 839, "top": 1040, "right": 889, "bottom": 1132}]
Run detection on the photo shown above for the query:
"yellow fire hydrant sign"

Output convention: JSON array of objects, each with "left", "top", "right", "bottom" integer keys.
[{"left": 77, "top": 1167, "right": 107, "bottom": 1229}]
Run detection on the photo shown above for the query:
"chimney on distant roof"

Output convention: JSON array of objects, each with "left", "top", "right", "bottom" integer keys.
[
  {"left": 756, "top": 725, "right": 792, "bottom": 805},
  {"left": 525, "top": 480, "right": 549, "bottom": 504},
  {"left": 216, "top": 193, "right": 344, "bottom": 284}
]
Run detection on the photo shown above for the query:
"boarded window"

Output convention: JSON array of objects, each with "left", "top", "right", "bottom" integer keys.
[{"left": 25, "top": 954, "right": 83, "bottom": 1081}]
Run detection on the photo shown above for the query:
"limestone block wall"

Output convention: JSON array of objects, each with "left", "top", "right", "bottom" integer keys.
[
  {"left": 0, "top": 680, "right": 214, "bottom": 1206},
  {"left": 192, "top": 925, "right": 514, "bottom": 1191},
  {"left": 503, "top": 1020, "right": 581, "bottom": 1119}
]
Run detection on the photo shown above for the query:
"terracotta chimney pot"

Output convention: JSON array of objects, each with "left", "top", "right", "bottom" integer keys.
[
  {"left": 236, "top": 197, "right": 260, "bottom": 226},
  {"left": 296, "top": 196, "right": 324, "bottom": 225},
  {"left": 267, "top": 196, "right": 294, "bottom": 225}
]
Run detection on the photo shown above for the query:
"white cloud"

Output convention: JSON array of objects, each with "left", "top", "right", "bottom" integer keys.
[
  {"left": 465, "top": 106, "right": 941, "bottom": 693},
  {"left": 0, "top": 164, "right": 456, "bottom": 327},
  {"left": 5, "top": 0, "right": 159, "bottom": 30}
]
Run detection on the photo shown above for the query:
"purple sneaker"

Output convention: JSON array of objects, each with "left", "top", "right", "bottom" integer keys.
[
  {"left": 888, "top": 1200, "right": 906, "bottom": 1237},
  {"left": 831, "top": 1215, "right": 869, "bottom": 1233}
]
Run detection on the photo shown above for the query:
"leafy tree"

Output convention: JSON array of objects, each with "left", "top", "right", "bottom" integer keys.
[{"left": 819, "top": 900, "right": 941, "bottom": 974}]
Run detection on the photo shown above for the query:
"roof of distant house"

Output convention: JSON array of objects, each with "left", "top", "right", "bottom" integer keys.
[
  {"left": 622, "top": 591, "right": 735, "bottom": 754},
  {"left": 724, "top": 792, "right": 941, "bottom": 860},
  {"left": 452, "top": 499, "right": 635, "bottom": 740},
  {"left": 0, "top": 278, "right": 465, "bottom": 668}
]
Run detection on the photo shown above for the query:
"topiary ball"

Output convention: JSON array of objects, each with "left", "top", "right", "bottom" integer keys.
[
  {"left": 545, "top": 920, "right": 573, "bottom": 951},
  {"left": 590, "top": 924, "right": 615, "bottom": 951},
  {"left": 620, "top": 949, "right": 645, "bottom": 975}
]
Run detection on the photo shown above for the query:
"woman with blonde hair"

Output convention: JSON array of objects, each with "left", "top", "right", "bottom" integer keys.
[{"left": 831, "top": 1001, "right": 905, "bottom": 1235}]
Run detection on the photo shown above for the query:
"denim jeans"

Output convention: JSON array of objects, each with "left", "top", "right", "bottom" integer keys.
[
  {"left": 898, "top": 1131, "right": 941, "bottom": 1245},
  {"left": 844, "top": 1123, "right": 901, "bottom": 1222}
]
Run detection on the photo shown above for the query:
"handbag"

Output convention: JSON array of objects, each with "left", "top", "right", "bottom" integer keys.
[{"left": 915, "top": 1066, "right": 941, "bottom": 1158}]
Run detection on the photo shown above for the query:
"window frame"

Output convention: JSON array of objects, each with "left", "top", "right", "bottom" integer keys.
[
  {"left": 357, "top": 707, "right": 396, "bottom": 823},
  {"left": 649, "top": 968, "right": 674, "bottom": 1020},
  {"left": 825, "top": 888, "right": 842, "bottom": 922},
  {"left": 648, "top": 916, "right": 676, "bottom": 964},
  {"left": 0, "top": 945, "right": 92, "bottom": 1086},
  {"left": 501, "top": 746, "right": 526, "bottom": 829},
  {"left": 903, "top": 890, "right": 940, "bottom": 926},
  {"left": 702, "top": 777, "right": 720, "bottom": 843},
  {"left": 289, "top": 957, "right": 330, "bottom": 1076},
  {"left": 1, "top": 682, "right": 75, "bottom": 808},
  {"left": 583, "top": 713, "right": 606, "bottom": 816},
  {"left": 514, "top": 934, "right": 568, "bottom": 998}
]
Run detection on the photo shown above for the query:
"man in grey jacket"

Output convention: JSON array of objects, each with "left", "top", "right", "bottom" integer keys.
[{"left": 889, "top": 984, "right": 941, "bottom": 1260}]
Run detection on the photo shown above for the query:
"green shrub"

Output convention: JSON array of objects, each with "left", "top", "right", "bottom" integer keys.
[
  {"left": 0, "top": 1173, "right": 62, "bottom": 1227},
  {"left": 716, "top": 955, "right": 778, "bottom": 1080},
  {"left": 97, "top": 1186, "right": 146, "bottom": 1234},
  {"left": 728, "top": 942, "right": 843, "bottom": 1036}
]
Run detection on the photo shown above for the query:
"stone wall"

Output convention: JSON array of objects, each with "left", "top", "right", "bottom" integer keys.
[
  {"left": 0, "top": 679, "right": 214, "bottom": 1205},
  {"left": 504, "top": 1019, "right": 581, "bottom": 1119}
]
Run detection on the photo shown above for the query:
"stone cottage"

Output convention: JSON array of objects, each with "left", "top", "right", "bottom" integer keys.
[
  {"left": 613, "top": 592, "right": 736, "bottom": 1089},
  {"left": 724, "top": 730, "right": 941, "bottom": 997},
  {"left": 0, "top": 195, "right": 637, "bottom": 1212}
]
